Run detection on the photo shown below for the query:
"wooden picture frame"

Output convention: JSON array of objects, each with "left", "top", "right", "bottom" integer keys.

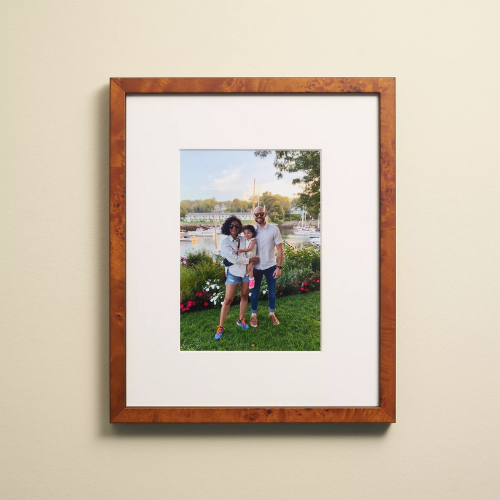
[{"left": 110, "top": 77, "right": 395, "bottom": 423}]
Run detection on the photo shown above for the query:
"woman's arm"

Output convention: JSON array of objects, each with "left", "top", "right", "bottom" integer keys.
[{"left": 221, "top": 238, "right": 250, "bottom": 265}]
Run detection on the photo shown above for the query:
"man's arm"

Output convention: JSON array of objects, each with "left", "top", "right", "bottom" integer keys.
[{"left": 273, "top": 243, "right": 284, "bottom": 278}]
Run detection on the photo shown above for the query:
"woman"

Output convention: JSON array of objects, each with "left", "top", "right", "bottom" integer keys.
[{"left": 215, "top": 216, "right": 259, "bottom": 340}]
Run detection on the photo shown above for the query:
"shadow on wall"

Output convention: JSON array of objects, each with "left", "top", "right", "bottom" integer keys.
[{"left": 95, "top": 83, "right": 390, "bottom": 438}]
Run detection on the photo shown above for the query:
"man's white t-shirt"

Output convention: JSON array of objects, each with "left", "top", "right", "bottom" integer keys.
[{"left": 253, "top": 223, "right": 283, "bottom": 271}]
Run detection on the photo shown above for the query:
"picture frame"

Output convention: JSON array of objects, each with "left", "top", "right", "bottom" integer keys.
[{"left": 110, "top": 77, "right": 395, "bottom": 423}]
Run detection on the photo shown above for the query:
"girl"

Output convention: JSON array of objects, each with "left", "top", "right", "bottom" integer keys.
[{"left": 238, "top": 225, "right": 258, "bottom": 289}]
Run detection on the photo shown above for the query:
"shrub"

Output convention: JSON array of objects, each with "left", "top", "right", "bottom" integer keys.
[
  {"left": 182, "top": 248, "right": 213, "bottom": 267},
  {"left": 283, "top": 244, "right": 321, "bottom": 271},
  {"left": 180, "top": 256, "right": 225, "bottom": 303}
]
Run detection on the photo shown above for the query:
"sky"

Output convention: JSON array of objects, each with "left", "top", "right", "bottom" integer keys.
[{"left": 180, "top": 150, "right": 303, "bottom": 201}]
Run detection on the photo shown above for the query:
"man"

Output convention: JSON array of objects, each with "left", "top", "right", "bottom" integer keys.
[{"left": 250, "top": 207, "right": 284, "bottom": 326}]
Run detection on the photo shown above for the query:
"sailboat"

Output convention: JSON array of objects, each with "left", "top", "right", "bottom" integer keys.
[
  {"left": 212, "top": 214, "right": 222, "bottom": 258},
  {"left": 308, "top": 212, "right": 321, "bottom": 238},
  {"left": 294, "top": 209, "right": 315, "bottom": 235}
]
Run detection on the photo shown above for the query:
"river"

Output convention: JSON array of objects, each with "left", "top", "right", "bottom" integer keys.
[{"left": 180, "top": 228, "right": 316, "bottom": 257}]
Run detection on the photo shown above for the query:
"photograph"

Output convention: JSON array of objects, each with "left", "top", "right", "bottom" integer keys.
[{"left": 180, "top": 149, "right": 321, "bottom": 351}]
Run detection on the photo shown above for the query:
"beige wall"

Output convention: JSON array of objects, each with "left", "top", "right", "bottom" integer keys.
[{"left": 1, "top": 0, "right": 499, "bottom": 498}]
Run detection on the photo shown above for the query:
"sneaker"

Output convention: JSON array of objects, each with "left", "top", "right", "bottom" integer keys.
[
  {"left": 249, "top": 278, "right": 255, "bottom": 289},
  {"left": 214, "top": 326, "right": 224, "bottom": 340},
  {"left": 250, "top": 314, "right": 258, "bottom": 328},
  {"left": 269, "top": 313, "right": 280, "bottom": 325},
  {"left": 236, "top": 318, "right": 250, "bottom": 330}
]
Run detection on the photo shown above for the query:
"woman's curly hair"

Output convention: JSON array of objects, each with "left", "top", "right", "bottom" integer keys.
[{"left": 220, "top": 216, "right": 243, "bottom": 236}]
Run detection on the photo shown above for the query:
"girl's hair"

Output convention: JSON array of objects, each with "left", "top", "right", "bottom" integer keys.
[
  {"left": 220, "top": 216, "right": 243, "bottom": 236},
  {"left": 242, "top": 225, "right": 256, "bottom": 237}
]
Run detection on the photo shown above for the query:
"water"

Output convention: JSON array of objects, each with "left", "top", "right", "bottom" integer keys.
[{"left": 180, "top": 228, "right": 316, "bottom": 257}]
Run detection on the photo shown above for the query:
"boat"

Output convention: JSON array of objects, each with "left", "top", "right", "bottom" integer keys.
[
  {"left": 293, "top": 209, "right": 316, "bottom": 234},
  {"left": 190, "top": 228, "right": 215, "bottom": 237},
  {"left": 180, "top": 232, "right": 198, "bottom": 243}
]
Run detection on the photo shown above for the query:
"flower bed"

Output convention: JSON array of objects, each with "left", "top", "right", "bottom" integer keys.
[{"left": 180, "top": 244, "right": 320, "bottom": 314}]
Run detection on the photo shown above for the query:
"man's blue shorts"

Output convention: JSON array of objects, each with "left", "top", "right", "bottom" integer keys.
[{"left": 225, "top": 270, "right": 250, "bottom": 285}]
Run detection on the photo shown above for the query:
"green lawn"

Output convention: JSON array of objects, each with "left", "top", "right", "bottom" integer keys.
[{"left": 180, "top": 291, "right": 320, "bottom": 351}]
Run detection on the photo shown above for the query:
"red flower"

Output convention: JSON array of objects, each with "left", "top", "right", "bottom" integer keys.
[
  {"left": 180, "top": 305, "right": 183, "bottom": 309},
  {"left": 316, "top": 280, "right": 319, "bottom": 283},
  {"left": 192, "top": 301, "right": 196, "bottom": 305},
  {"left": 303, "top": 281, "right": 307, "bottom": 286},
  {"left": 204, "top": 302, "right": 208, "bottom": 306},
  {"left": 306, "top": 289, "right": 309, "bottom": 291},
  {"left": 297, "top": 281, "right": 301, "bottom": 283},
  {"left": 280, "top": 293, "right": 282, "bottom": 296},
  {"left": 187, "top": 301, "right": 192, "bottom": 306},
  {"left": 301, "top": 287, "right": 304, "bottom": 291}
]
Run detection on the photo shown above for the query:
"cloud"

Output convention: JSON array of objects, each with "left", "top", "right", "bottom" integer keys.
[{"left": 201, "top": 167, "right": 242, "bottom": 192}]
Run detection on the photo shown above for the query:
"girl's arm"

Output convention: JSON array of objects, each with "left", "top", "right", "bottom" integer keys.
[{"left": 237, "top": 240, "right": 256, "bottom": 253}]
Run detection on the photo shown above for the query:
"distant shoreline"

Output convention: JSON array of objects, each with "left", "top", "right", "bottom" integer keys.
[{"left": 180, "top": 220, "right": 317, "bottom": 231}]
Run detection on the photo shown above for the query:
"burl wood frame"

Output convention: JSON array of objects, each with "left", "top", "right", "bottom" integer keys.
[{"left": 110, "top": 77, "right": 395, "bottom": 423}]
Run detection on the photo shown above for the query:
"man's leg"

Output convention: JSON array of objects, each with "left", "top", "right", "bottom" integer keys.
[
  {"left": 250, "top": 267, "right": 264, "bottom": 327},
  {"left": 264, "top": 266, "right": 279, "bottom": 324}
]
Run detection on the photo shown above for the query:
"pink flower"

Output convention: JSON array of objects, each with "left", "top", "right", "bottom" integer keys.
[
  {"left": 303, "top": 281, "right": 307, "bottom": 286},
  {"left": 316, "top": 280, "right": 319, "bottom": 283},
  {"left": 180, "top": 305, "right": 183, "bottom": 309},
  {"left": 297, "top": 281, "right": 301, "bottom": 283},
  {"left": 301, "top": 287, "right": 304, "bottom": 291}
]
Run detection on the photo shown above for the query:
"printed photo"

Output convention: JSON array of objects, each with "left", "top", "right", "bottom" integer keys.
[{"left": 180, "top": 150, "right": 320, "bottom": 351}]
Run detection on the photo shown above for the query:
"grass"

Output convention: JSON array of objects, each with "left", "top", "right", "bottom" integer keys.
[{"left": 180, "top": 291, "right": 320, "bottom": 351}]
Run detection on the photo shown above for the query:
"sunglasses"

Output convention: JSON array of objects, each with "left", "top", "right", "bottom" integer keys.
[
  {"left": 229, "top": 224, "right": 241, "bottom": 229},
  {"left": 254, "top": 212, "right": 265, "bottom": 217}
]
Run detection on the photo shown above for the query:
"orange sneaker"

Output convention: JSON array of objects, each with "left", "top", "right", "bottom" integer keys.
[
  {"left": 236, "top": 318, "right": 249, "bottom": 330},
  {"left": 214, "top": 326, "right": 224, "bottom": 340}
]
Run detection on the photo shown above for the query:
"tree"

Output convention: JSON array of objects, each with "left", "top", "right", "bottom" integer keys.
[{"left": 254, "top": 150, "right": 320, "bottom": 217}]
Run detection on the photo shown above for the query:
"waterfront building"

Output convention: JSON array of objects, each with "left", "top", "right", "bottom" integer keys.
[
  {"left": 184, "top": 211, "right": 252, "bottom": 222},
  {"left": 290, "top": 206, "right": 307, "bottom": 216}
]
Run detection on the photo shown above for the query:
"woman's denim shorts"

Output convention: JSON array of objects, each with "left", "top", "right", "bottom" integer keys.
[{"left": 225, "top": 270, "right": 250, "bottom": 285}]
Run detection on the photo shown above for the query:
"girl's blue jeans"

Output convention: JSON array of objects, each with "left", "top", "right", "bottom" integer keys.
[{"left": 250, "top": 265, "right": 277, "bottom": 314}]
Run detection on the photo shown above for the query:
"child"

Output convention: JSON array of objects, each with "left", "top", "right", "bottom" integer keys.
[{"left": 238, "top": 225, "right": 258, "bottom": 289}]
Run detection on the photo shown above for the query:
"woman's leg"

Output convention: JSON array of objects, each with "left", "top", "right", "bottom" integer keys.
[
  {"left": 239, "top": 281, "right": 249, "bottom": 320},
  {"left": 219, "top": 284, "right": 238, "bottom": 327}
]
